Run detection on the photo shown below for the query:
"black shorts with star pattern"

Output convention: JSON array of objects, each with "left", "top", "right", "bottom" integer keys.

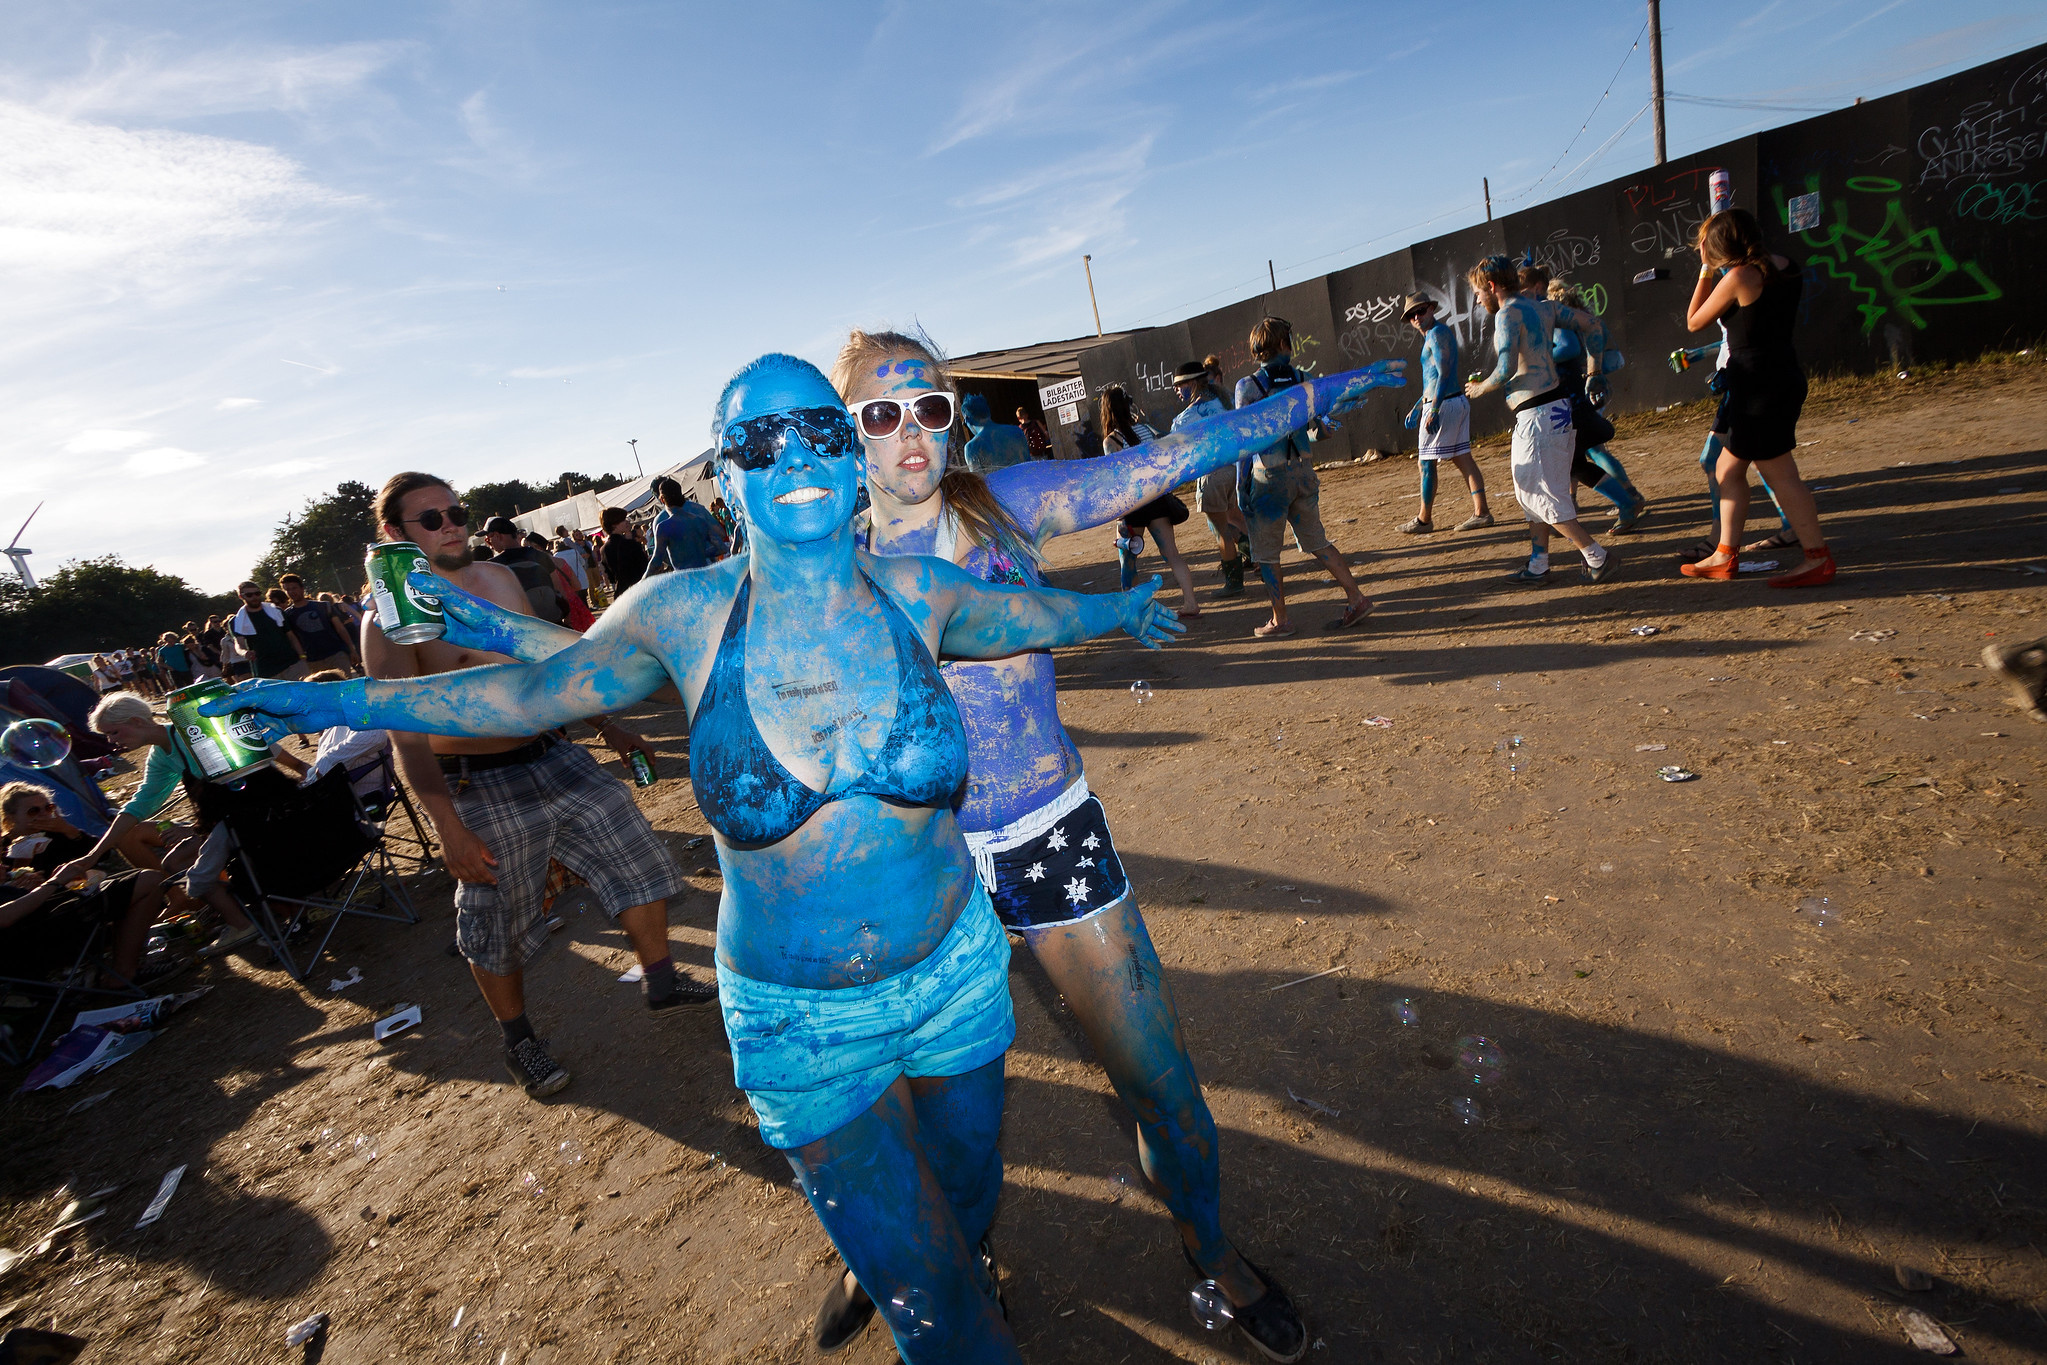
[{"left": 987, "top": 794, "right": 1131, "bottom": 931}]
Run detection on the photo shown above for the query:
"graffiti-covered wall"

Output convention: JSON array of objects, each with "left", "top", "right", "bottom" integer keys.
[{"left": 1055, "top": 42, "right": 2043, "bottom": 459}]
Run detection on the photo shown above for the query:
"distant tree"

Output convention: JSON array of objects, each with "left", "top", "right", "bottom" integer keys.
[
  {"left": 0, "top": 556, "right": 222, "bottom": 665},
  {"left": 247, "top": 480, "right": 380, "bottom": 594},
  {"left": 464, "top": 471, "right": 630, "bottom": 525}
]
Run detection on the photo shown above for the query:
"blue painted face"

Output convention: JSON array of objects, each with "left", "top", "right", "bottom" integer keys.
[
  {"left": 849, "top": 355, "right": 949, "bottom": 509},
  {"left": 716, "top": 364, "right": 864, "bottom": 546}
]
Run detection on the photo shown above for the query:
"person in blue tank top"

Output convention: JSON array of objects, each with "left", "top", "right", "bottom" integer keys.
[{"left": 205, "top": 352, "right": 1185, "bottom": 1365}]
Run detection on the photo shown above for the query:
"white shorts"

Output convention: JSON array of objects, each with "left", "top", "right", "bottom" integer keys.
[
  {"left": 1418, "top": 395, "right": 1471, "bottom": 460},
  {"left": 1510, "top": 398, "right": 1578, "bottom": 526}
]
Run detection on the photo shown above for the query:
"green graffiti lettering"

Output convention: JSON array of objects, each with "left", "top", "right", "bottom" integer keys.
[{"left": 1774, "top": 175, "right": 2003, "bottom": 334}]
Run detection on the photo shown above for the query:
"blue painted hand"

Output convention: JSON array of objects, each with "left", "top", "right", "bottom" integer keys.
[
  {"left": 1117, "top": 576, "right": 1184, "bottom": 650},
  {"left": 409, "top": 571, "right": 522, "bottom": 655},
  {"left": 199, "top": 676, "right": 363, "bottom": 742},
  {"left": 1324, "top": 358, "right": 1407, "bottom": 415}
]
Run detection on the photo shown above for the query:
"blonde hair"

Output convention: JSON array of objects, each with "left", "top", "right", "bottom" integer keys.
[
  {"left": 1, "top": 781, "right": 58, "bottom": 834},
  {"left": 89, "top": 691, "right": 153, "bottom": 732},
  {"left": 829, "top": 328, "right": 1041, "bottom": 566},
  {"left": 1547, "top": 280, "right": 1590, "bottom": 309}
]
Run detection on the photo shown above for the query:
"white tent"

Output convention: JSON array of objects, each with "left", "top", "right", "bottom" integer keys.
[{"left": 510, "top": 451, "right": 713, "bottom": 537}]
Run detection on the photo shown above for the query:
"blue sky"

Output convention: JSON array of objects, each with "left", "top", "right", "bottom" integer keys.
[{"left": 5, "top": 1, "right": 2042, "bottom": 594}]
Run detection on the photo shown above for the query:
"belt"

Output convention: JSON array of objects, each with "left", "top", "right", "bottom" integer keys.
[
  {"left": 1510, "top": 384, "right": 1570, "bottom": 414},
  {"left": 436, "top": 733, "right": 556, "bottom": 776}
]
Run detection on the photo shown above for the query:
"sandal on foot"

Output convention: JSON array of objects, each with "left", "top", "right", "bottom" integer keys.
[
  {"left": 1768, "top": 546, "right": 1836, "bottom": 588},
  {"left": 1611, "top": 496, "right": 1649, "bottom": 534},
  {"left": 814, "top": 1266, "right": 875, "bottom": 1354},
  {"left": 1743, "top": 527, "right": 1800, "bottom": 552},
  {"left": 1326, "top": 600, "right": 1373, "bottom": 630},
  {"left": 1253, "top": 621, "right": 1296, "bottom": 638},
  {"left": 1397, "top": 517, "right": 1434, "bottom": 534},
  {"left": 1454, "top": 513, "right": 1495, "bottom": 531},
  {"left": 1677, "top": 537, "right": 1718, "bottom": 563}
]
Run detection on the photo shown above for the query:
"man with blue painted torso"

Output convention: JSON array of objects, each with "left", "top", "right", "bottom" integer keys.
[
  {"left": 1463, "top": 254, "right": 1616, "bottom": 586},
  {"left": 648, "top": 477, "right": 730, "bottom": 574},
  {"left": 1398, "top": 292, "right": 1492, "bottom": 534},
  {"left": 1232, "top": 315, "right": 1373, "bottom": 637},
  {"left": 960, "top": 393, "right": 1031, "bottom": 473}
]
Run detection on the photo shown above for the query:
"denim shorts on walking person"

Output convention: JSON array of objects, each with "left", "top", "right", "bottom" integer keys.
[{"left": 718, "top": 882, "right": 1016, "bottom": 1151}]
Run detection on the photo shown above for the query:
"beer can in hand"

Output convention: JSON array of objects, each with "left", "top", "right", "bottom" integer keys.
[
  {"left": 365, "top": 542, "right": 444, "bottom": 644},
  {"left": 1709, "top": 169, "right": 1732, "bottom": 215},
  {"left": 165, "top": 679, "right": 274, "bottom": 782},
  {"left": 628, "top": 750, "right": 657, "bottom": 787}
]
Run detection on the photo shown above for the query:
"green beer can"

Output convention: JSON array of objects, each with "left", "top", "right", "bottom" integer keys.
[
  {"left": 366, "top": 541, "right": 444, "bottom": 644},
  {"left": 165, "top": 679, "right": 274, "bottom": 781},
  {"left": 628, "top": 750, "right": 656, "bottom": 787}
]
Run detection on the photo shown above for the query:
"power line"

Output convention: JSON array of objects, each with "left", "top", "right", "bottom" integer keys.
[
  {"left": 1666, "top": 91, "right": 1838, "bottom": 112},
  {"left": 1555, "top": 101, "right": 1654, "bottom": 193},
  {"left": 1500, "top": 16, "right": 1650, "bottom": 206}
]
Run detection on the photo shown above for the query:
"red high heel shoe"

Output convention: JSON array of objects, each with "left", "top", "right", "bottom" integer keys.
[
  {"left": 1679, "top": 545, "right": 1738, "bottom": 580},
  {"left": 1769, "top": 545, "right": 1836, "bottom": 588}
]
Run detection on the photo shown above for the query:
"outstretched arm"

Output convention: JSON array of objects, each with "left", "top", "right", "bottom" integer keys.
[
  {"left": 203, "top": 587, "right": 690, "bottom": 741},
  {"left": 988, "top": 362, "right": 1404, "bottom": 540},
  {"left": 877, "top": 556, "right": 1183, "bottom": 658},
  {"left": 1467, "top": 307, "right": 1522, "bottom": 397},
  {"left": 415, "top": 571, "right": 583, "bottom": 661}
]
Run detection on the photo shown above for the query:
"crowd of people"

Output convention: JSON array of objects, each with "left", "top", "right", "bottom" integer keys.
[{"left": 9, "top": 207, "right": 1884, "bottom": 1364}]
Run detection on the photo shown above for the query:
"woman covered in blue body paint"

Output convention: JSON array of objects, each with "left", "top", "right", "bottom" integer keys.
[
  {"left": 205, "top": 353, "right": 1184, "bottom": 1365},
  {"left": 828, "top": 328, "right": 1402, "bottom": 1364}
]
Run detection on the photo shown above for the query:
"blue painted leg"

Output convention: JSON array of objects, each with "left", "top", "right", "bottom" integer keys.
[{"left": 789, "top": 1078, "right": 1022, "bottom": 1364}]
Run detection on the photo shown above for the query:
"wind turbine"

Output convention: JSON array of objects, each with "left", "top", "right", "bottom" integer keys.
[{"left": 5, "top": 503, "right": 42, "bottom": 591}]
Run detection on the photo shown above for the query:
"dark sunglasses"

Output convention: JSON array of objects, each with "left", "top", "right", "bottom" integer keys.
[
  {"left": 403, "top": 504, "right": 470, "bottom": 532},
  {"left": 853, "top": 392, "right": 956, "bottom": 440},
  {"left": 718, "top": 407, "right": 859, "bottom": 471}
]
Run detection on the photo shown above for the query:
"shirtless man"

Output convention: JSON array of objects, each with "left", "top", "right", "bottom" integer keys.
[
  {"left": 1398, "top": 292, "right": 1492, "bottom": 534},
  {"left": 368, "top": 472, "right": 710, "bottom": 1099},
  {"left": 1464, "top": 254, "right": 1618, "bottom": 585}
]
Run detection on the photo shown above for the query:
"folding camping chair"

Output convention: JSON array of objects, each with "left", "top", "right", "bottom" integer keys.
[
  {"left": 0, "top": 916, "right": 145, "bottom": 1067},
  {"left": 219, "top": 767, "right": 419, "bottom": 982},
  {"left": 347, "top": 748, "right": 438, "bottom": 884}
]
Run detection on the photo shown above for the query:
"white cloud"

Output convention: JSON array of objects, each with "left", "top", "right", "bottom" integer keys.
[
  {"left": 120, "top": 446, "right": 207, "bottom": 477},
  {"left": 44, "top": 42, "right": 409, "bottom": 120},
  {"left": 215, "top": 397, "right": 261, "bottom": 410},
  {"left": 255, "top": 457, "right": 327, "bottom": 478},
  {"left": 64, "top": 428, "right": 153, "bottom": 453},
  {"left": 0, "top": 99, "right": 347, "bottom": 291}
]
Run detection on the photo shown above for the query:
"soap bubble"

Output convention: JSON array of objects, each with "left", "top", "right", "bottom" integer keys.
[
  {"left": 1388, "top": 997, "right": 1420, "bottom": 1028},
  {"left": 557, "top": 1139, "right": 585, "bottom": 1166},
  {"left": 1188, "top": 1280, "right": 1235, "bottom": 1330},
  {"left": 1496, "top": 734, "right": 1524, "bottom": 775},
  {"left": 1130, "top": 680, "right": 1153, "bottom": 705},
  {"left": 1797, "top": 895, "right": 1834, "bottom": 927},
  {"left": 3, "top": 718, "right": 72, "bottom": 770},
  {"left": 520, "top": 1171, "right": 544, "bottom": 1197},
  {"left": 1455, "top": 1035, "right": 1503, "bottom": 1086},
  {"left": 1451, "top": 1095, "right": 1484, "bottom": 1126},
  {"left": 887, "top": 1288, "right": 937, "bottom": 1339},
  {"left": 353, "top": 1134, "right": 379, "bottom": 1162},
  {"left": 794, "top": 1164, "right": 841, "bottom": 1213}
]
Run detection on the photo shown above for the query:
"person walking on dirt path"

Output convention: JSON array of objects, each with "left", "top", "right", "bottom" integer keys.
[
  {"left": 1464, "top": 255, "right": 1616, "bottom": 586},
  {"left": 206, "top": 357, "right": 1188, "bottom": 1365},
  {"left": 1101, "top": 385, "right": 1202, "bottom": 617},
  {"left": 376, "top": 472, "right": 704, "bottom": 1100},
  {"left": 1671, "top": 338, "right": 1796, "bottom": 562},
  {"left": 231, "top": 582, "right": 309, "bottom": 679},
  {"left": 1677, "top": 209, "right": 1834, "bottom": 588},
  {"left": 1541, "top": 277, "right": 1648, "bottom": 533},
  {"left": 279, "top": 574, "right": 361, "bottom": 676},
  {"left": 1398, "top": 292, "right": 1492, "bottom": 535},
  {"left": 1171, "top": 360, "right": 1251, "bottom": 598},
  {"left": 1235, "top": 315, "right": 1375, "bottom": 636}
]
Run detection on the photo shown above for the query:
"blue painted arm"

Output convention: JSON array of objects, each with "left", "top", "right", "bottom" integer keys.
[
  {"left": 202, "top": 586, "right": 686, "bottom": 741},
  {"left": 988, "top": 362, "right": 1404, "bottom": 540},
  {"left": 1552, "top": 305, "right": 1605, "bottom": 369},
  {"left": 1472, "top": 307, "right": 1520, "bottom": 394},
  {"left": 414, "top": 571, "right": 581, "bottom": 661},
  {"left": 887, "top": 557, "right": 1182, "bottom": 656}
]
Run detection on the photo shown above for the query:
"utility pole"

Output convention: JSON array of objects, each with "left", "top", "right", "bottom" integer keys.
[
  {"left": 1083, "top": 255, "right": 1103, "bottom": 336},
  {"left": 1648, "top": 0, "right": 1667, "bottom": 165},
  {"left": 1483, "top": 177, "right": 1492, "bottom": 221},
  {"left": 627, "top": 438, "right": 642, "bottom": 479},
  {"left": 1268, "top": 260, "right": 1277, "bottom": 293}
]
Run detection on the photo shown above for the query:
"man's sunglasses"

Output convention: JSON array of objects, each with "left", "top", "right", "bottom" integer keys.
[
  {"left": 403, "top": 504, "right": 470, "bottom": 532},
  {"left": 853, "top": 392, "right": 956, "bottom": 441},
  {"left": 718, "top": 407, "right": 860, "bottom": 471}
]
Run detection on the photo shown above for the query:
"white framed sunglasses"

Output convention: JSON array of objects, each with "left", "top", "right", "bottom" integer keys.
[{"left": 853, "top": 391, "right": 956, "bottom": 440}]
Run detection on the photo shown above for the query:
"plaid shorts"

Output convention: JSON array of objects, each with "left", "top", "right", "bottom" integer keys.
[{"left": 448, "top": 739, "right": 685, "bottom": 977}]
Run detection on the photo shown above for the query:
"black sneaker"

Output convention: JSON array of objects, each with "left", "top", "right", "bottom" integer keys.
[
  {"left": 1228, "top": 1257, "right": 1307, "bottom": 1363},
  {"left": 645, "top": 972, "right": 719, "bottom": 1018},
  {"left": 1505, "top": 564, "right": 1551, "bottom": 585},
  {"left": 814, "top": 1265, "right": 874, "bottom": 1354},
  {"left": 1984, "top": 638, "right": 2047, "bottom": 723},
  {"left": 503, "top": 1037, "right": 570, "bottom": 1098},
  {"left": 1584, "top": 547, "right": 1620, "bottom": 583},
  {"left": 978, "top": 1234, "right": 1008, "bottom": 1320}
]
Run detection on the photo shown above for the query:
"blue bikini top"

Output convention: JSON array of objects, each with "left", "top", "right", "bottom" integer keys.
[{"left": 688, "top": 567, "right": 969, "bottom": 848}]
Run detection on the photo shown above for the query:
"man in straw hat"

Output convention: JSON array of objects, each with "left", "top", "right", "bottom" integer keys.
[{"left": 1398, "top": 292, "right": 1493, "bottom": 535}]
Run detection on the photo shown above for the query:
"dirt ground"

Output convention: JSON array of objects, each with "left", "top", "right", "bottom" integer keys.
[{"left": 3, "top": 357, "right": 2044, "bottom": 1364}]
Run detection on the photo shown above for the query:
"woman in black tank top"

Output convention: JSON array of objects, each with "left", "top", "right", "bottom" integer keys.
[{"left": 1679, "top": 208, "right": 1835, "bottom": 588}]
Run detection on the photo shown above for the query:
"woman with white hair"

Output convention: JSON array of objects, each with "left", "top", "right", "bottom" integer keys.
[{"left": 51, "top": 691, "right": 299, "bottom": 958}]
